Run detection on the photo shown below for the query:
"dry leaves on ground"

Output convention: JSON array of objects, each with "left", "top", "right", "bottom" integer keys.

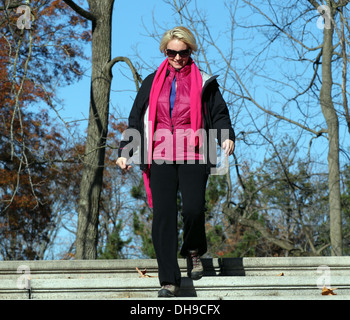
[
  {"left": 136, "top": 267, "right": 158, "bottom": 278},
  {"left": 275, "top": 273, "right": 338, "bottom": 296},
  {"left": 321, "top": 285, "right": 337, "bottom": 296}
]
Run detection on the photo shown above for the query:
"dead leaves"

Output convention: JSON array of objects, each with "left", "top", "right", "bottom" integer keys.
[
  {"left": 321, "top": 285, "right": 337, "bottom": 296},
  {"left": 134, "top": 267, "right": 340, "bottom": 296},
  {"left": 275, "top": 272, "right": 338, "bottom": 296},
  {"left": 136, "top": 267, "right": 158, "bottom": 278}
]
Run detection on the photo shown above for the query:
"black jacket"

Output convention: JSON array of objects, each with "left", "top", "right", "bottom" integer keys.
[{"left": 117, "top": 69, "right": 235, "bottom": 174}]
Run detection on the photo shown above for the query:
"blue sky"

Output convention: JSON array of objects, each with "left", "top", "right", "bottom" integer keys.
[
  {"left": 55, "top": 0, "right": 229, "bottom": 131},
  {"left": 43, "top": 0, "right": 350, "bottom": 258},
  {"left": 52, "top": 0, "right": 349, "bottom": 168}
]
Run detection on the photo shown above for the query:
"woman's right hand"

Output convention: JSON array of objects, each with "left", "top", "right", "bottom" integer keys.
[{"left": 116, "top": 157, "right": 132, "bottom": 171}]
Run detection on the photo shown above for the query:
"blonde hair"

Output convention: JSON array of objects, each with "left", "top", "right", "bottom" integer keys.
[{"left": 159, "top": 26, "right": 198, "bottom": 53}]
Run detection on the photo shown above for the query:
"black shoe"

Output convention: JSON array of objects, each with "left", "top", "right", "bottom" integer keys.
[
  {"left": 158, "top": 284, "right": 179, "bottom": 297},
  {"left": 187, "top": 250, "right": 203, "bottom": 280}
]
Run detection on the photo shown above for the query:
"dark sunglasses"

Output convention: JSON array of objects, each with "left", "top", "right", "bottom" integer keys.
[{"left": 165, "top": 49, "right": 191, "bottom": 58}]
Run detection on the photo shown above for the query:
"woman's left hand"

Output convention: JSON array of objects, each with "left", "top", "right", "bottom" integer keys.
[{"left": 222, "top": 139, "right": 235, "bottom": 156}]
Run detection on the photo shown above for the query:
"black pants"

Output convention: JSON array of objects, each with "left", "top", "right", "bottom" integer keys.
[{"left": 150, "top": 161, "right": 209, "bottom": 287}]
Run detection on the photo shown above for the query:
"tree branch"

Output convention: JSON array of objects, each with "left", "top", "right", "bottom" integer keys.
[
  {"left": 337, "top": 0, "right": 350, "bottom": 8},
  {"left": 223, "top": 205, "right": 301, "bottom": 253},
  {"left": 0, "top": 1, "right": 24, "bottom": 10},
  {"left": 307, "top": 0, "right": 321, "bottom": 11},
  {"left": 105, "top": 56, "right": 143, "bottom": 91},
  {"left": 62, "top": 0, "right": 94, "bottom": 21},
  {"left": 243, "top": 0, "right": 323, "bottom": 52},
  {"left": 340, "top": 8, "right": 350, "bottom": 133}
]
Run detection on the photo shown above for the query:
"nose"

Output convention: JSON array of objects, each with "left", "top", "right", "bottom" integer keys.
[{"left": 174, "top": 53, "right": 181, "bottom": 60}]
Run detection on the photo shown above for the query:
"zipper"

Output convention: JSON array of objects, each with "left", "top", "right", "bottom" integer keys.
[{"left": 170, "top": 76, "right": 176, "bottom": 134}]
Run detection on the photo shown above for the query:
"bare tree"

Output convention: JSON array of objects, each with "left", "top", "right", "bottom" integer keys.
[
  {"left": 156, "top": 0, "right": 349, "bottom": 256},
  {"left": 0, "top": 0, "right": 91, "bottom": 259},
  {"left": 307, "top": 0, "right": 344, "bottom": 255},
  {"left": 240, "top": 0, "right": 348, "bottom": 255},
  {"left": 62, "top": 0, "right": 141, "bottom": 259}
]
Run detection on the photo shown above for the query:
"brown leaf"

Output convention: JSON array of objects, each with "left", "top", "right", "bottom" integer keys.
[
  {"left": 321, "top": 285, "right": 337, "bottom": 295},
  {"left": 136, "top": 267, "right": 157, "bottom": 278},
  {"left": 277, "top": 272, "right": 284, "bottom": 276}
]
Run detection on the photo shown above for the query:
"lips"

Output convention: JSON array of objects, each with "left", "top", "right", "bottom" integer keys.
[{"left": 173, "top": 61, "right": 184, "bottom": 67}]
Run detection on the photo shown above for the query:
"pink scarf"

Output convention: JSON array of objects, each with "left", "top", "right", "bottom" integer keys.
[{"left": 143, "top": 58, "right": 203, "bottom": 208}]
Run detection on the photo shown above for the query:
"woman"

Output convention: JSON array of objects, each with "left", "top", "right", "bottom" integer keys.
[{"left": 116, "top": 26, "right": 235, "bottom": 297}]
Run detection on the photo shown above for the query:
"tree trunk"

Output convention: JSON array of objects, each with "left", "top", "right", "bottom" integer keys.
[
  {"left": 320, "top": 5, "right": 343, "bottom": 256},
  {"left": 75, "top": 0, "right": 115, "bottom": 259}
]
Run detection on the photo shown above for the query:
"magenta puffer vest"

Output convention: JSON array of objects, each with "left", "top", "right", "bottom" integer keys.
[{"left": 152, "top": 64, "right": 203, "bottom": 161}]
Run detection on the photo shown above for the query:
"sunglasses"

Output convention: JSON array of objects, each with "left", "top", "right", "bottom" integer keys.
[{"left": 165, "top": 49, "right": 191, "bottom": 58}]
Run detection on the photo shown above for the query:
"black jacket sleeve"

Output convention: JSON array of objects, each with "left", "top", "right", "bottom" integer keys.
[{"left": 207, "top": 80, "right": 235, "bottom": 145}]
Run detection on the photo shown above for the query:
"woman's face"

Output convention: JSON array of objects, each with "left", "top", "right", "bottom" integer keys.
[{"left": 166, "top": 39, "right": 191, "bottom": 70}]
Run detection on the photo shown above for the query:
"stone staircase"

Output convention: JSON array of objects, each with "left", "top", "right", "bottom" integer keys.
[{"left": 1, "top": 256, "right": 349, "bottom": 300}]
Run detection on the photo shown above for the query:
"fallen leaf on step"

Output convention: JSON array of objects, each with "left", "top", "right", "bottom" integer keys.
[
  {"left": 321, "top": 285, "right": 337, "bottom": 295},
  {"left": 136, "top": 267, "right": 158, "bottom": 278},
  {"left": 277, "top": 272, "right": 284, "bottom": 276}
]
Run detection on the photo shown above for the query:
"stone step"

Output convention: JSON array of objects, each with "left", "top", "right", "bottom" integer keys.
[
  {"left": 2, "top": 275, "right": 349, "bottom": 300},
  {"left": 1, "top": 257, "right": 349, "bottom": 300},
  {"left": 2, "top": 256, "right": 350, "bottom": 278}
]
